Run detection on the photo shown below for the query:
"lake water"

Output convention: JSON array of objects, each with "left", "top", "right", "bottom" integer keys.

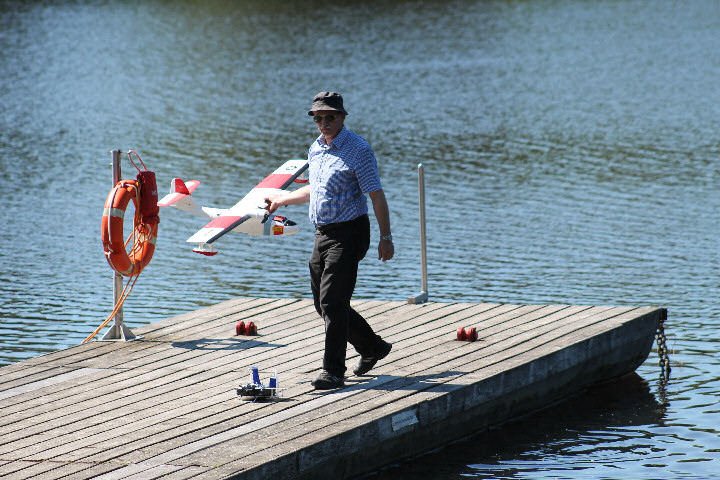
[{"left": 1, "top": 0, "right": 719, "bottom": 478}]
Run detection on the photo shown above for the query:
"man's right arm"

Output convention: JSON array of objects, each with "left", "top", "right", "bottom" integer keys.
[{"left": 265, "top": 184, "right": 311, "bottom": 213}]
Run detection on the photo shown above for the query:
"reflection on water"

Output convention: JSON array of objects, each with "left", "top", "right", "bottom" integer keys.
[{"left": 2, "top": 0, "right": 720, "bottom": 478}]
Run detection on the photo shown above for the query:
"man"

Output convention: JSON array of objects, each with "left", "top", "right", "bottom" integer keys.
[{"left": 265, "top": 92, "right": 394, "bottom": 389}]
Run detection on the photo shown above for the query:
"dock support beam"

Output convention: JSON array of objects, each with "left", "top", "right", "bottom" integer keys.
[
  {"left": 101, "top": 149, "right": 138, "bottom": 341},
  {"left": 408, "top": 163, "right": 429, "bottom": 304}
]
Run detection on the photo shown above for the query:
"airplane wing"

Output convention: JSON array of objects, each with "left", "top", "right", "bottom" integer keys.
[{"left": 186, "top": 159, "right": 308, "bottom": 246}]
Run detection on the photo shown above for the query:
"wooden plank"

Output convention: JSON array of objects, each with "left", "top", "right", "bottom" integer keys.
[
  {"left": 0, "top": 304, "right": 584, "bottom": 462},
  {"left": 0, "top": 299, "right": 661, "bottom": 480},
  {"left": 69, "top": 307, "right": 633, "bottom": 474},
  {"left": 0, "top": 304, "right": 592, "bottom": 464}
]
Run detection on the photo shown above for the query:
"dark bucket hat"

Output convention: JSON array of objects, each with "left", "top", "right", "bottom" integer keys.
[{"left": 307, "top": 92, "right": 348, "bottom": 116}]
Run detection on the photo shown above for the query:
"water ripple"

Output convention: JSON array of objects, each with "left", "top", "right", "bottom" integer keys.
[{"left": 2, "top": 0, "right": 720, "bottom": 477}]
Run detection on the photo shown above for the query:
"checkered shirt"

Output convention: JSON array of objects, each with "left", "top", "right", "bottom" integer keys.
[{"left": 308, "top": 126, "right": 382, "bottom": 226}]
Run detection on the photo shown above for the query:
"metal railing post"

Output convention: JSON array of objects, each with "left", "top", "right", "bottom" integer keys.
[
  {"left": 408, "top": 163, "right": 429, "bottom": 304},
  {"left": 101, "top": 149, "right": 138, "bottom": 341}
]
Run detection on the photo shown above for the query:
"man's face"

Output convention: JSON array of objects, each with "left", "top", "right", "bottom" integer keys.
[{"left": 312, "top": 110, "right": 345, "bottom": 141}]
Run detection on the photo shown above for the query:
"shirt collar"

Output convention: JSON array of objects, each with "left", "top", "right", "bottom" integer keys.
[{"left": 318, "top": 126, "right": 349, "bottom": 149}]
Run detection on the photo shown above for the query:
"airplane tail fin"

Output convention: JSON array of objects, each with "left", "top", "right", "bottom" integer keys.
[{"left": 158, "top": 178, "right": 209, "bottom": 218}]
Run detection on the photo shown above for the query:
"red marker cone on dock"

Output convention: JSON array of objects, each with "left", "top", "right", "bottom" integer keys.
[
  {"left": 236, "top": 321, "right": 257, "bottom": 336},
  {"left": 467, "top": 327, "right": 477, "bottom": 342},
  {"left": 456, "top": 327, "right": 477, "bottom": 342}
]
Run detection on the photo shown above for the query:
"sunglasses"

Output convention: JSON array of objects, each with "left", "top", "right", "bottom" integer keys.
[{"left": 313, "top": 114, "right": 336, "bottom": 124}]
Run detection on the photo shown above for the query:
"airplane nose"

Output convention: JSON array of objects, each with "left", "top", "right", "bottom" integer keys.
[{"left": 269, "top": 215, "right": 299, "bottom": 235}]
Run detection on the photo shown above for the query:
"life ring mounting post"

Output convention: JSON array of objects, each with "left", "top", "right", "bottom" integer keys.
[{"left": 100, "top": 149, "right": 141, "bottom": 342}]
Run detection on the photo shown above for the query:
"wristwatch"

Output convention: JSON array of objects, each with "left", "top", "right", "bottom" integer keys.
[{"left": 380, "top": 234, "right": 393, "bottom": 242}]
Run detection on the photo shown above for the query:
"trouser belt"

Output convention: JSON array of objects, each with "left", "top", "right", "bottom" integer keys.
[{"left": 316, "top": 214, "right": 368, "bottom": 235}]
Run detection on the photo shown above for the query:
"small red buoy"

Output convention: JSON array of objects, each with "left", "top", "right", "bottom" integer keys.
[
  {"left": 467, "top": 327, "right": 478, "bottom": 342},
  {"left": 236, "top": 321, "right": 246, "bottom": 336},
  {"left": 236, "top": 321, "right": 258, "bottom": 336},
  {"left": 456, "top": 326, "right": 478, "bottom": 342}
]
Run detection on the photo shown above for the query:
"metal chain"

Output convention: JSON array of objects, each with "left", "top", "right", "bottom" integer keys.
[{"left": 656, "top": 312, "right": 671, "bottom": 383}]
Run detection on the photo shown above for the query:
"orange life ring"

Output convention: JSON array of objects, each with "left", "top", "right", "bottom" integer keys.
[{"left": 101, "top": 180, "right": 158, "bottom": 277}]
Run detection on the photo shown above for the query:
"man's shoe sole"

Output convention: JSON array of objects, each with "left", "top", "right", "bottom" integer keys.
[
  {"left": 311, "top": 374, "right": 344, "bottom": 390},
  {"left": 353, "top": 341, "right": 392, "bottom": 376},
  {"left": 312, "top": 380, "right": 344, "bottom": 390}
]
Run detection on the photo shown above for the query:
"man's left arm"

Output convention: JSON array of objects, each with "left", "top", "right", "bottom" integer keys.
[{"left": 369, "top": 189, "right": 394, "bottom": 262}]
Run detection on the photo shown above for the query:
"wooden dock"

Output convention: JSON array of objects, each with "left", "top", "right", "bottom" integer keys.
[{"left": 0, "top": 297, "right": 663, "bottom": 480}]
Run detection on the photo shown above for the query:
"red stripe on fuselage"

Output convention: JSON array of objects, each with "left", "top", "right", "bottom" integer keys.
[{"left": 205, "top": 216, "right": 244, "bottom": 228}]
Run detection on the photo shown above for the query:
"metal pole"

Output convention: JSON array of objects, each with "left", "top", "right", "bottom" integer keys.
[
  {"left": 102, "top": 150, "right": 137, "bottom": 341},
  {"left": 408, "top": 163, "right": 429, "bottom": 304}
]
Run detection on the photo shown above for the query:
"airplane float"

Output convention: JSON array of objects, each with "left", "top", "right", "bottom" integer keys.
[{"left": 157, "top": 159, "right": 308, "bottom": 255}]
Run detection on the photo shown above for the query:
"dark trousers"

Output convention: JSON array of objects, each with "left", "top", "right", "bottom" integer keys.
[{"left": 309, "top": 214, "right": 379, "bottom": 377}]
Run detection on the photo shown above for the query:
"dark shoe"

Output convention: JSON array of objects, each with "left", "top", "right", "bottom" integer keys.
[
  {"left": 311, "top": 370, "right": 344, "bottom": 390},
  {"left": 353, "top": 340, "right": 392, "bottom": 376}
]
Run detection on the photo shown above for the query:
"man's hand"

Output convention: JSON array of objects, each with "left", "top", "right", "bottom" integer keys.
[
  {"left": 378, "top": 239, "right": 394, "bottom": 262},
  {"left": 369, "top": 189, "right": 393, "bottom": 262},
  {"left": 265, "top": 185, "right": 311, "bottom": 214},
  {"left": 264, "top": 197, "right": 280, "bottom": 214}
]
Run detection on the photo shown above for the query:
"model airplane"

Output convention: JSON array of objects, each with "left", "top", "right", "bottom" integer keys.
[{"left": 158, "top": 159, "right": 308, "bottom": 255}]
